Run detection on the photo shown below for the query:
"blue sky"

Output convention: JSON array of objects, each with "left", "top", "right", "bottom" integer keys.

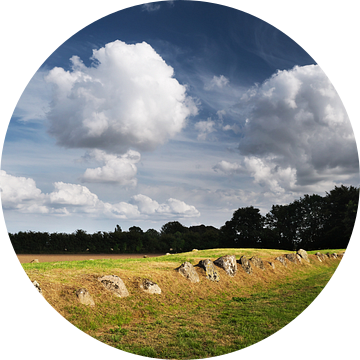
[{"left": 1, "top": 0, "right": 358, "bottom": 234}]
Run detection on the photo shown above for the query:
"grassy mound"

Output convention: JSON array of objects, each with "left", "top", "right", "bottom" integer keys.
[{"left": 23, "top": 249, "right": 343, "bottom": 359}]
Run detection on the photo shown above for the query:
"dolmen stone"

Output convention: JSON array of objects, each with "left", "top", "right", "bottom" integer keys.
[
  {"left": 76, "top": 288, "right": 95, "bottom": 306},
  {"left": 297, "top": 249, "right": 310, "bottom": 262},
  {"left": 140, "top": 279, "right": 161, "bottom": 294},
  {"left": 275, "top": 256, "right": 287, "bottom": 267},
  {"left": 177, "top": 262, "right": 200, "bottom": 283},
  {"left": 284, "top": 253, "right": 300, "bottom": 264},
  {"left": 198, "top": 259, "right": 220, "bottom": 282},
  {"left": 249, "top": 256, "right": 265, "bottom": 270},
  {"left": 315, "top": 252, "right": 326, "bottom": 262},
  {"left": 214, "top": 255, "right": 237, "bottom": 276},
  {"left": 32, "top": 280, "right": 42, "bottom": 294},
  {"left": 237, "top": 256, "right": 252, "bottom": 275},
  {"left": 98, "top": 275, "right": 129, "bottom": 298}
]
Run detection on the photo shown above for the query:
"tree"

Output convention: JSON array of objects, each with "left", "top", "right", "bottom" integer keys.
[
  {"left": 221, "top": 206, "right": 264, "bottom": 248},
  {"left": 161, "top": 221, "right": 188, "bottom": 235}
]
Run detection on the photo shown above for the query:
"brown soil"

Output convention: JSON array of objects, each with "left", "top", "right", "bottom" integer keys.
[{"left": 17, "top": 253, "right": 164, "bottom": 264}]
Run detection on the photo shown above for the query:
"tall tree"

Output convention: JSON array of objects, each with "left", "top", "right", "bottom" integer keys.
[{"left": 221, "top": 206, "right": 264, "bottom": 248}]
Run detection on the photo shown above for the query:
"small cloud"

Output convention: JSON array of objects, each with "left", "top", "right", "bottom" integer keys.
[
  {"left": 142, "top": 3, "right": 161, "bottom": 12},
  {"left": 204, "top": 75, "right": 229, "bottom": 90},
  {"left": 213, "top": 160, "right": 243, "bottom": 175},
  {"left": 194, "top": 118, "right": 216, "bottom": 141},
  {"left": 80, "top": 149, "right": 140, "bottom": 185}
]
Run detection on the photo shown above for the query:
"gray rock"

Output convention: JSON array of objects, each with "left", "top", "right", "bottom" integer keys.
[
  {"left": 177, "top": 262, "right": 200, "bottom": 283},
  {"left": 268, "top": 261, "right": 275, "bottom": 269},
  {"left": 32, "top": 280, "right": 42, "bottom": 294},
  {"left": 237, "top": 256, "right": 252, "bottom": 274},
  {"left": 140, "top": 279, "right": 161, "bottom": 294},
  {"left": 198, "top": 259, "right": 220, "bottom": 282},
  {"left": 98, "top": 275, "right": 129, "bottom": 298},
  {"left": 214, "top": 255, "right": 237, "bottom": 276},
  {"left": 297, "top": 249, "right": 310, "bottom": 262},
  {"left": 284, "top": 253, "right": 299, "bottom": 264},
  {"left": 249, "top": 256, "right": 265, "bottom": 270},
  {"left": 76, "top": 288, "right": 95, "bottom": 306},
  {"left": 275, "top": 256, "right": 287, "bottom": 267}
]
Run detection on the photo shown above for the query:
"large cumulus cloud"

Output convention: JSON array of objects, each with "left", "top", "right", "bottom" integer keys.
[
  {"left": 215, "top": 64, "right": 358, "bottom": 195},
  {"left": 45, "top": 40, "right": 198, "bottom": 154}
]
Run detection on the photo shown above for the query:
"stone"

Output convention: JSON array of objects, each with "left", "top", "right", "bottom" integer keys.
[
  {"left": 198, "top": 259, "right": 220, "bottom": 282},
  {"left": 32, "top": 280, "right": 42, "bottom": 294},
  {"left": 237, "top": 256, "right": 252, "bottom": 274},
  {"left": 98, "top": 275, "right": 129, "bottom": 298},
  {"left": 30, "top": 259, "right": 39, "bottom": 263},
  {"left": 192, "top": 249, "right": 199, "bottom": 252},
  {"left": 76, "top": 288, "right": 95, "bottom": 306},
  {"left": 143, "top": 255, "right": 148, "bottom": 258},
  {"left": 297, "top": 249, "right": 310, "bottom": 262},
  {"left": 284, "top": 253, "right": 299, "bottom": 264},
  {"left": 249, "top": 256, "right": 265, "bottom": 270},
  {"left": 268, "top": 261, "right": 275, "bottom": 269},
  {"left": 275, "top": 256, "right": 287, "bottom": 267},
  {"left": 177, "top": 262, "right": 200, "bottom": 283},
  {"left": 315, "top": 252, "right": 326, "bottom": 262},
  {"left": 214, "top": 255, "right": 237, "bottom": 276},
  {"left": 140, "top": 279, "right": 161, "bottom": 294}
]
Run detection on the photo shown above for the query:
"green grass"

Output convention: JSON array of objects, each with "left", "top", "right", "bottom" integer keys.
[{"left": 22, "top": 248, "right": 343, "bottom": 359}]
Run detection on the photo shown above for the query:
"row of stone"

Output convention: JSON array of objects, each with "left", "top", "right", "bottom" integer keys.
[
  {"left": 32, "top": 275, "right": 161, "bottom": 306},
  {"left": 31, "top": 250, "right": 342, "bottom": 305},
  {"left": 177, "top": 249, "right": 342, "bottom": 283}
]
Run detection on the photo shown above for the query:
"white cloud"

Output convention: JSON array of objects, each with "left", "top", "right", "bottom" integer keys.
[
  {"left": 142, "top": 3, "right": 161, "bottom": 12},
  {"left": 81, "top": 149, "right": 140, "bottom": 185},
  {"left": 45, "top": 40, "right": 198, "bottom": 154},
  {"left": 194, "top": 118, "right": 216, "bottom": 140},
  {"left": 204, "top": 75, "right": 230, "bottom": 90},
  {"left": 212, "top": 160, "right": 243, "bottom": 174},
  {"left": 0, "top": 171, "right": 200, "bottom": 220},
  {"left": 232, "top": 64, "right": 358, "bottom": 194},
  {"left": 0, "top": 170, "right": 48, "bottom": 213}
]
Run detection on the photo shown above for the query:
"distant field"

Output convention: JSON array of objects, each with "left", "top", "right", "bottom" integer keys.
[
  {"left": 23, "top": 248, "right": 343, "bottom": 359},
  {"left": 17, "top": 253, "right": 164, "bottom": 264}
]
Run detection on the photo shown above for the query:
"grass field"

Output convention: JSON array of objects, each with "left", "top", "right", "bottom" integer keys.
[{"left": 22, "top": 248, "right": 343, "bottom": 359}]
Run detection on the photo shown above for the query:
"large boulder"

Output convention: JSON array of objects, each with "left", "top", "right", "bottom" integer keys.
[
  {"left": 249, "top": 256, "right": 265, "bottom": 270},
  {"left": 98, "top": 275, "right": 129, "bottom": 298},
  {"left": 297, "top": 249, "right": 310, "bottom": 262},
  {"left": 140, "top": 279, "right": 161, "bottom": 295},
  {"left": 177, "top": 262, "right": 200, "bottom": 283},
  {"left": 214, "top": 255, "right": 237, "bottom": 276},
  {"left": 275, "top": 256, "right": 287, "bottom": 267},
  {"left": 76, "top": 288, "right": 95, "bottom": 306},
  {"left": 284, "top": 253, "right": 300, "bottom": 264},
  {"left": 32, "top": 280, "right": 42, "bottom": 294},
  {"left": 237, "top": 256, "right": 252, "bottom": 275},
  {"left": 198, "top": 259, "right": 220, "bottom": 282}
]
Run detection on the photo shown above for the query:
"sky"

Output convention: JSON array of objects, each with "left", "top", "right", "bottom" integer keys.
[{"left": 1, "top": 0, "right": 359, "bottom": 234}]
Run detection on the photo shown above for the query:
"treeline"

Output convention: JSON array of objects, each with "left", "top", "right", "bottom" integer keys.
[{"left": 9, "top": 185, "right": 358, "bottom": 254}]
